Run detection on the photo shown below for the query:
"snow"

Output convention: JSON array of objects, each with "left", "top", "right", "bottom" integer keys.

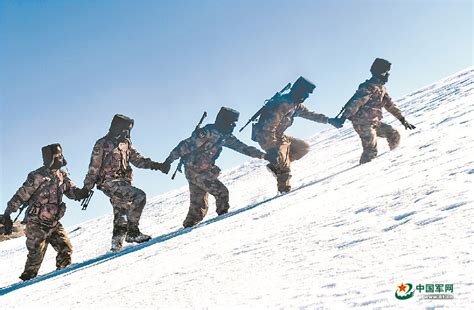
[{"left": 1, "top": 67, "right": 473, "bottom": 308}]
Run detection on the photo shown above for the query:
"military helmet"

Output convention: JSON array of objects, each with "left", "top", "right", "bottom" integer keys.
[
  {"left": 42, "top": 143, "right": 66, "bottom": 168},
  {"left": 215, "top": 107, "right": 240, "bottom": 124},
  {"left": 109, "top": 114, "right": 134, "bottom": 135},
  {"left": 370, "top": 58, "right": 391, "bottom": 75},
  {"left": 291, "top": 76, "right": 316, "bottom": 95},
  {"left": 215, "top": 107, "right": 239, "bottom": 134}
]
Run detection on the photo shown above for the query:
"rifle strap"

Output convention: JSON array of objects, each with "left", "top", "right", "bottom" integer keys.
[{"left": 12, "top": 174, "right": 51, "bottom": 223}]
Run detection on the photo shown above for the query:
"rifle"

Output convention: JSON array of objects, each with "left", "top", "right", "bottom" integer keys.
[
  {"left": 81, "top": 190, "right": 94, "bottom": 210},
  {"left": 13, "top": 204, "right": 28, "bottom": 222},
  {"left": 335, "top": 87, "right": 373, "bottom": 119},
  {"left": 11, "top": 176, "right": 52, "bottom": 223},
  {"left": 239, "top": 82, "right": 292, "bottom": 133},
  {"left": 171, "top": 111, "right": 207, "bottom": 180},
  {"left": 335, "top": 94, "right": 357, "bottom": 118},
  {"left": 335, "top": 106, "right": 346, "bottom": 119}
]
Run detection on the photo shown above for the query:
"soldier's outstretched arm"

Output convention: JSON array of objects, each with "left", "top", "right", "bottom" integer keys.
[
  {"left": 4, "top": 172, "right": 45, "bottom": 216},
  {"left": 61, "top": 172, "right": 89, "bottom": 201},
  {"left": 129, "top": 146, "right": 157, "bottom": 169},
  {"left": 224, "top": 135, "right": 265, "bottom": 159},
  {"left": 83, "top": 140, "right": 104, "bottom": 191},
  {"left": 295, "top": 105, "right": 329, "bottom": 124}
]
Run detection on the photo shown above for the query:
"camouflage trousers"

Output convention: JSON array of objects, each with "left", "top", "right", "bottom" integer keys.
[
  {"left": 352, "top": 121, "right": 400, "bottom": 164},
  {"left": 22, "top": 221, "right": 72, "bottom": 278},
  {"left": 183, "top": 167, "right": 229, "bottom": 227},
  {"left": 100, "top": 179, "right": 146, "bottom": 236},
  {"left": 257, "top": 135, "right": 310, "bottom": 192}
]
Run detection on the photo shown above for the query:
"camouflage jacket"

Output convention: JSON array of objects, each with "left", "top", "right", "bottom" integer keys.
[
  {"left": 341, "top": 77, "right": 403, "bottom": 124},
  {"left": 254, "top": 94, "right": 328, "bottom": 148},
  {"left": 167, "top": 124, "right": 265, "bottom": 172},
  {"left": 6, "top": 167, "right": 79, "bottom": 226},
  {"left": 84, "top": 135, "right": 156, "bottom": 190}
]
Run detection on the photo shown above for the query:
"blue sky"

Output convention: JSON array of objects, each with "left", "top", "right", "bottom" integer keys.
[{"left": 1, "top": 0, "right": 472, "bottom": 227}]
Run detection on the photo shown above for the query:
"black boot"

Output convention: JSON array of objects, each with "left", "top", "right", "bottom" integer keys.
[
  {"left": 19, "top": 270, "right": 37, "bottom": 281},
  {"left": 217, "top": 209, "right": 228, "bottom": 216},
  {"left": 277, "top": 184, "right": 291, "bottom": 194},
  {"left": 125, "top": 224, "right": 151, "bottom": 243},
  {"left": 182, "top": 216, "right": 201, "bottom": 228}
]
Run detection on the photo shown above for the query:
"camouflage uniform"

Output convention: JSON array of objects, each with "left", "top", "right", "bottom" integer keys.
[
  {"left": 341, "top": 77, "right": 403, "bottom": 164},
  {"left": 83, "top": 135, "right": 157, "bottom": 240},
  {"left": 253, "top": 93, "right": 329, "bottom": 191},
  {"left": 5, "top": 166, "right": 81, "bottom": 280},
  {"left": 166, "top": 123, "right": 265, "bottom": 227}
]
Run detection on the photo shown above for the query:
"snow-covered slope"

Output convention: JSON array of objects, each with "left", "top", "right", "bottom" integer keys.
[{"left": 1, "top": 68, "right": 473, "bottom": 308}]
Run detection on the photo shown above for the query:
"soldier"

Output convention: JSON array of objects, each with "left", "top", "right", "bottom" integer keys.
[
  {"left": 0, "top": 144, "right": 89, "bottom": 281},
  {"left": 80, "top": 114, "right": 165, "bottom": 251},
  {"left": 252, "top": 76, "right": 340, "bottom": 193},
  {"left": 331, "top": 58, "right": 416, "bottom": 164},
  {"left": 160, "top": 107, "right": 266, "bottom": 228}
]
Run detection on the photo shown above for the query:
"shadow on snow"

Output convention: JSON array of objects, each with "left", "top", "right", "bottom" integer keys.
[{"left": 0, "top": 164, "right": 358, "bottom": 296}]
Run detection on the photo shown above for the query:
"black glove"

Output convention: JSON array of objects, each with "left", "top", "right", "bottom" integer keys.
[
  {"left": 328, "top": 117, "right": 345, "bottom": 129},
  {"left": 1, "top": 213, "right": 13, "bottom": 235},
  {"left": 161, "top": 158, "right": 173, "bottom": 175},
  {"left": 74, "top": 187, "right": 90, "bottom": 201},
  {"left": 150, "top": 161, "right": 164, "bottom": 171},
  {"left": 400, "top": 117, "right": 416, "bottom": 130}
]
